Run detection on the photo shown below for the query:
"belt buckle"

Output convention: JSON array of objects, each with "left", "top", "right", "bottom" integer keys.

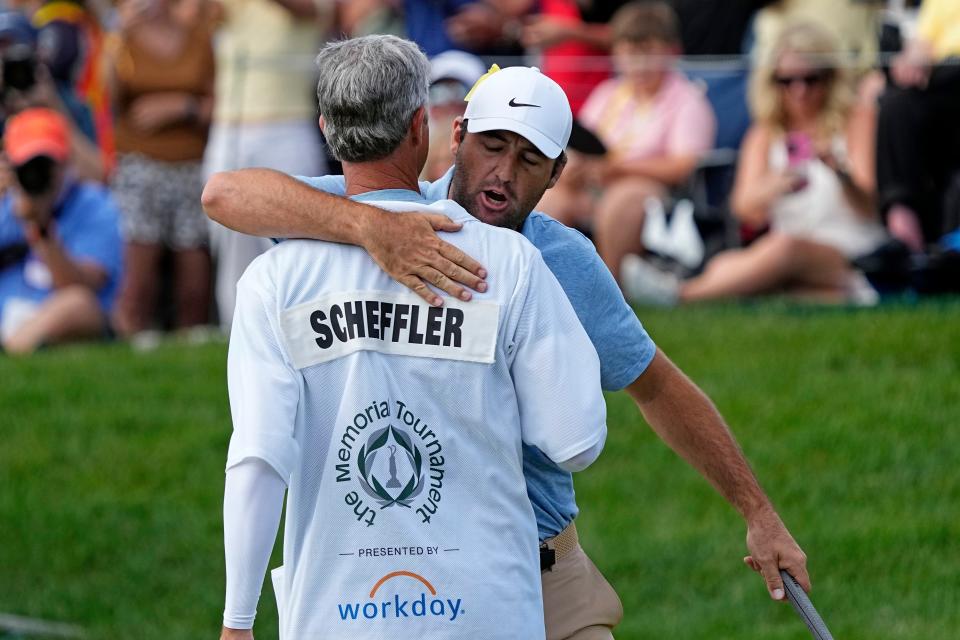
[{"left": 539, "top": 543, "right": 556, "bottom": 572}]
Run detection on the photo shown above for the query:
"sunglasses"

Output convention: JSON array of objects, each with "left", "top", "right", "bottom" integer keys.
[{"left": 773, "top": 72, "right": 829, "bottom": 88}]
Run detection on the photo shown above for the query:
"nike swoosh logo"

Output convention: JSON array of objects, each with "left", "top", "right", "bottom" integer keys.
[{"left": 508, "top": 98, "right": 541, "bottom": 108}]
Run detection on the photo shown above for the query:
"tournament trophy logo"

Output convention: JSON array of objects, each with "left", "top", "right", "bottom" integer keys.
[{"left": 357, "top": 425, "right": 425, "bottom": 509}]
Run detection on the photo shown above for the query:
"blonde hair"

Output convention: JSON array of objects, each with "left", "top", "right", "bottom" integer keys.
[{"left": 748, "top": 22, "right": 854, "bottom": 137}]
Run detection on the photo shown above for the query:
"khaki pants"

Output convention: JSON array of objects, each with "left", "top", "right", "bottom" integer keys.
[{"left": 542, "top": 543, "right": 623, "bottom": 640}]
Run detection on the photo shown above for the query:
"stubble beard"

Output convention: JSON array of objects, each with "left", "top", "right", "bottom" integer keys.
[{"left": 449, "top": 159, "right": 537, "bottom": 232}]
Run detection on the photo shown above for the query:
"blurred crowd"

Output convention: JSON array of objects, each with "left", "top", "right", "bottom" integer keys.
[{"left": 0, "top": 0, "right": 957, "bottom": 354}]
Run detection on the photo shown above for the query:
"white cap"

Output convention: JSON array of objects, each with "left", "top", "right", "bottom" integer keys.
[
  {"left": 429, "top": 50, "right": 487, "bottom": 88},
  {"left": 463, "top": 66, "right": 572, "bottom": 159}
]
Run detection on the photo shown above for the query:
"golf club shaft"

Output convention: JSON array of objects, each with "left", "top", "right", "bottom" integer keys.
[{"left": 780, "top": 570, "right": 834, "bottom": 640}]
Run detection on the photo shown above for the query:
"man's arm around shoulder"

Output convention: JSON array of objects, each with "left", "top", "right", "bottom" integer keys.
[{"left": 202, "top": 168, "right": 487, "bottom": 305}]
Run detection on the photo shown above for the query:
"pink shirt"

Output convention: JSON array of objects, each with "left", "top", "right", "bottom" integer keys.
[{"left": 579, "top": 71, "right": 716, "bottom": 161}]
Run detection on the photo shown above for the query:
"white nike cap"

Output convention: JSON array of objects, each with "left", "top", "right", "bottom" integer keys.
[{"left": 463, "top": 66, "right": 572, "bottom": 159}]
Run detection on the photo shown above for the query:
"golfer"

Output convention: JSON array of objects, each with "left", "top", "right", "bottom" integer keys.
[
  {"left": 206, "top": 44, "right": 811, "bottom": 640},
  {"left": 220, "top": 36, "right": 607, "bottom": 640}
]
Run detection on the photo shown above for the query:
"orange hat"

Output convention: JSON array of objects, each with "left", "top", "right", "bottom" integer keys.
[{"left": 4, "top": 108, "right": 70, "bottom": 166}]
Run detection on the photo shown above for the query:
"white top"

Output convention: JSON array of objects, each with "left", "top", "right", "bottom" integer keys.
[
  {"left": 226, "top": 198, "right": 607, "bottom": 639},
  {"left": 769, "top": 136, "right": 887, "bottom": 259}
]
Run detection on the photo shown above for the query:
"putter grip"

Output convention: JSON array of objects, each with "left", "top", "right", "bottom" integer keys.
[{"left": 780, "top": 570, "right": 834, "bottom": 640}]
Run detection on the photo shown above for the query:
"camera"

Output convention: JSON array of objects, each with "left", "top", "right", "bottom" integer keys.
[
  {"left": 14, "top": 155, "right": 55, "bottom": 196},
  {"left": 1, "top": 43, "right": 37, "bottom": 94}
]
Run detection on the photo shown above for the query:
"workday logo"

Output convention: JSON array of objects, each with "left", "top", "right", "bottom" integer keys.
[{"left": 337, "top": 571, "right": 464, "bottom": 622}]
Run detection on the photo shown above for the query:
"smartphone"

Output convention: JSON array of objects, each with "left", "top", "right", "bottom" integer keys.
[
  {"left": 786, "top": 132, "right": 814, "bottom": 165},
  {"left": 785, "top": 132, "right": 813, "bottom": 192}
]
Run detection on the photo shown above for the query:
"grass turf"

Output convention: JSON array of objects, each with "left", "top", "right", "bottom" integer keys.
[{"left": 1, "top": 301, "right": 958, "bottom": 639}]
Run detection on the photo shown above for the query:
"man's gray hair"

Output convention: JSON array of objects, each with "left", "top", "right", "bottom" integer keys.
[{"left": 315, "top": 35, "right": 430, "bottom": 163}]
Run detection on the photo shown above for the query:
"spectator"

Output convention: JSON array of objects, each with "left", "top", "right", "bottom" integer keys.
[
  {"left": 427, "top": 49, "right": 486, "bottom": 114},
  {"left": 204, "top": 0, "right": 332, "bottom": 331},
  {"left": 441, "top": 1, "right": 564, "bottom": 59},
  {"left": 521, "top": 0, "right": 627, "bottom": 115},
  {"left": 671, "top": 0, "right": 778, "bottom": 150},
  {"left": 0, "top": 10, "right": 41, "bottom": 126},
  {"left": 621, "top": 22, "right": 887, "bottom": 306},
  {"left": 60, "top": 0, "right": 115, "bottom": 172},
  {"left": 0, "top": 108, "right": 122, "bottom": 354},
  {"left": 27, "top": 0, "right": 105, "bottom": 144},
  {"left": 671, "top": 0, "right": 774, "bottom": 57},
  {"left": 404, "top": 0, "right": 478, "bottom": 57},
  {"left": 0, "top": 9, "right": 107, "bottom": 182},
  {"left": 753, "top": 0, "right": 885, "bottom": 74},
  {"left": 422, "top": 49, "right": 485, "bottom": 181},
  {"left": 335, "top": 0, "right": 403, "bottom": 38},
  {"left": 537, "top": 0, "right": 715, "bottom": 282},
  {"left": 444, "top": 1, "right": 625, "bottom": 112},
  {"left": 877, "top": 0, "right": 960, "bottom": 252},
  {"left": 108, "top": 0, "right": 215, "bottom": 338}
]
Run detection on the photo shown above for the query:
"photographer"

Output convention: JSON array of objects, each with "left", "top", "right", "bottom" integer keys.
[
  {"left": 0, "top": 10, "right": 107, "bottom": 182},
  {"left": 0, "top": 107, "right": 121, "bottom": 354}
]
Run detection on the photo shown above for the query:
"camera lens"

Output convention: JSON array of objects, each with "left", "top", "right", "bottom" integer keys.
[
  {"left": 15, "top": 156, "right": 55, "bottom": 195},
  {"left": 1, "top": 44, "right": 37, "bottom": 92}
]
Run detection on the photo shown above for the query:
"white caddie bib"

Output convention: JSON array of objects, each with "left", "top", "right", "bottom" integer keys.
[{"left": 227, "top": 198, "right": 606, "bottom": 640}]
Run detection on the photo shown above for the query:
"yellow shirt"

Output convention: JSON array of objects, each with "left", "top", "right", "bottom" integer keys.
[
  {"left": 214, "top": 0, "right": 329, "bottom": 123},
  {"left": 754, "top": 0, "right": 883, "bottom": 72},
  {"left": 916, "top": 0, "right": 960, "bottom": 60}
]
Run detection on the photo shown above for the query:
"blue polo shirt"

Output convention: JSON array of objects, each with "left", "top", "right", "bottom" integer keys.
[
  {"left": 298, "top": 168, "right": 657, "bottom": 539},
  {"left": 0, "top": 182, "right": 123, "bottom": 318}
]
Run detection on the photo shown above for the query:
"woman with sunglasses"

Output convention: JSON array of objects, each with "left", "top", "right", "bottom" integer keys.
[{"left": 622, "top": 21, "right": 887, "bottom": 306}]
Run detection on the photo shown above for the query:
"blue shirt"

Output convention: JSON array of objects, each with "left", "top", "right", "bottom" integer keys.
[
  {"left": 351, "top": 189, "right": 430, "bottom": 205},
  {"left": 298, "top": 168, "right": 657, "bottom": 539},
  {"left": 403, "top": 0, "right": 475, "bottom": 57},
  {"left": 0, "top": 182, "right": 123, "bottom": 318}
]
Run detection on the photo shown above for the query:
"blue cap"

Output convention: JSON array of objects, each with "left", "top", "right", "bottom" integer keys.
[{"left": 0, "top": 11, "right": 37, "bottom": 47}]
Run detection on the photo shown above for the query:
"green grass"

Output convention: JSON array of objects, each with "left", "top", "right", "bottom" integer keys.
[{"left": 1, "top": 301, "right": 959, "bottom": 639}]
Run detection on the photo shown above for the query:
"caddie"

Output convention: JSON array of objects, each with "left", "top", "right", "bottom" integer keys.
[
  {"left": 219, "top": 35, "right": 607, "bottom": 640},
  {"left": 206, "top": 49, "right": 812, "bottom": 640}
]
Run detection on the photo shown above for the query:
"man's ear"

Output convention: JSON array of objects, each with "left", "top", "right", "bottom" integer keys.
[
  {"left": 546, "top": 152, "right": 568, "bottom": 189},
  {"left": 450, "top": 116, "right": 465, "bottom": 155},
  {"left": 410, "top": 106, "right": 428, "bottom": 146},
  {"left": 318, "top": 115, "right": 326, "bottom": 133}
]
